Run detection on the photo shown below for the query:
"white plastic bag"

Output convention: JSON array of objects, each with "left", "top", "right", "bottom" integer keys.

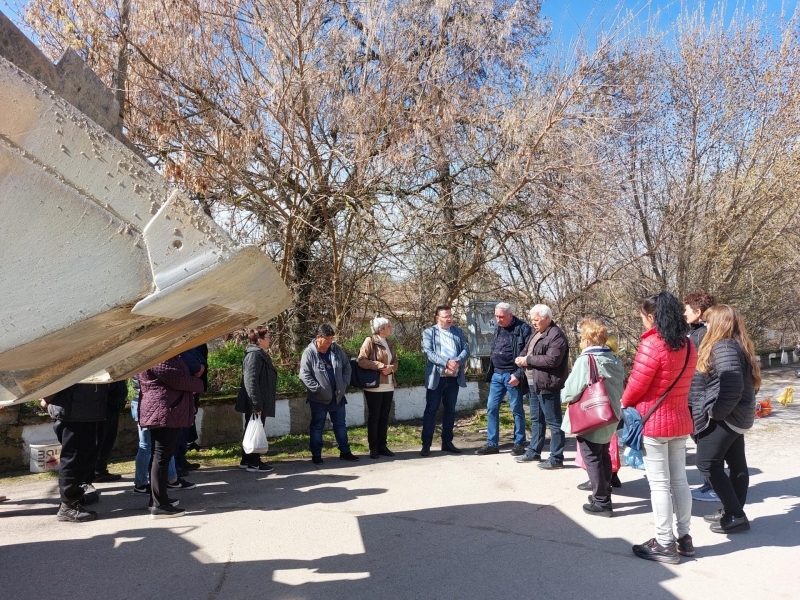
[{"left": 242, "top": 415, "right": 269, "bottom": 454}]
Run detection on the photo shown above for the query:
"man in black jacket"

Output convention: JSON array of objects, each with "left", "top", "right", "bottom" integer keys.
[
  {"left": 43, "top": 383, "right": 109, "bottom": 522},
  {"left": 476, "top": 303, "right": 532, "bottom": 456},
  {"left": 514, "top": 305, "right": 569, "bottom": 469},
  {"left": 684, "top": 291, "right": 718, "bottom": 502},
  {"left": 684, "top": 291, "right": 715, "bottom": 349}
]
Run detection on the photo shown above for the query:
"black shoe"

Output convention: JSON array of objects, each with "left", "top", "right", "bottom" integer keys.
[
  {"left": 150, "top": 505, "right": 185, "bottom": 519},
  {"left": 81, "top": 484, "right": 100, "bottom": 506},
  {"left": 710, "top": 514, "right": 750, "bottom": 534},
  {"left": 93, "top": 472, "right": 122, "bottom": 483},
  {"left": 379, "top": 447, "right": 395, "bottom": 457},
  {"left": 186, "top": 462, "right": 201, "bottom": 471},
  {"left": 677, "top": 534, "right": 695, "bottom": 557},
  {"left": 515, "top": 453, "right": 541, "bottom": 463},
  {"left": 475, "top": 443, "right": 499, "bottom": 456},
  {"left": 441, "top": 443, "right": 462, "bottom": 454},
  {"left": 538, "top": 459, "right": 564, "bottom": 470},
  {"left": 246, "top": 463, "right": 274, "bottom": 473},
  {"left": 57, "top": 502, "right": 98, "bottom": 523},
  {"left": 167, "top": 478, "right": 196, "bottom": 490},
  {"left": 511, "top": 443, "right": 526, "bottom": 456},
  {"left": 611, "top": 472, "right": 622, "bottom": 488},
  {"left": 312, "top": 456, "right": 324, "bottom": 465},
  {"left": 632, "top": 538, "right": 680, "bottom": 564},
  {"left": 133, "top": 484, "right": 151, "bottom": 495},
  {"left": 583, "top": 502, "right": 613, "bottom": 517},
  {"left": 187, "top": 442, "right": 201, "bottom": 452},
  {"left": 577, "top": 480, "right": 592, "bottom": 491},
  {"left": 339, "top": 452, "right": 360, "bottom": 462},
  {"left": 370, "top": 449, "right": 380, "bottom": 459},
  {"left": 704, "top": 509, "right": 725, "bottom": 523},
  {"left": 420, "top": 445, "right": 431, "bottom": 457}
]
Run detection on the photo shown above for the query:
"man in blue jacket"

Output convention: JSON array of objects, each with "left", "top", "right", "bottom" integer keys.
[
  {"left": 476, "top": 303, "right": 532, "bottom": 456},
  {"left": 299, "top": 324, "right": 359, "bottom": 465},
  {"left": 421, "top": 306, "right": 470, "bottom": 456}
]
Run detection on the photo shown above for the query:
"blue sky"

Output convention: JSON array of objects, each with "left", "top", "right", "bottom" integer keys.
[{"left": 1, "top": 0, "right": 796, "bottom": 44}]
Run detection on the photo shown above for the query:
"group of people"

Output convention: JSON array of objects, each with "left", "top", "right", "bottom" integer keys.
[
  {"left": 287, "top": 292, "right": 757, "bottom": 565},
  {"left": 37, "top": 289, "right": 760, "bottom": 565}
]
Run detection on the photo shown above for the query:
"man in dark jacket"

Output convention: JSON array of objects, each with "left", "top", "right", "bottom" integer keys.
[
  {"left": 476, "top": 303, "right": 532, "bottom": 456},
  {"left": 298, "top": 324, "right": 358, "bottom": 465},
  {"left": 44, "top": 383, "right": 109, "bottom": 522},
  {"left": 684, "top": 291, "right": 715, "bottom": 349},
  {"left": 514, "top": 304, "right": 569, "bottom": 469},
  {"left": 89, "top": 380, "right": 128, "bottom": 483},
  {"left": 684, "top": 291, "right": 717, "bottom": 502}
]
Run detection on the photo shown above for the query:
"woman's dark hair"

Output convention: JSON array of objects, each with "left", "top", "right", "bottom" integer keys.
[
  {"left": 683, "top": 291, "right": 715, "bottom": 315},
  {"left": 640, "top": 291, "right": 689, "bottom": 351},
  {"left": 248, "top": 326, "right": 270, "bottom": 344}
]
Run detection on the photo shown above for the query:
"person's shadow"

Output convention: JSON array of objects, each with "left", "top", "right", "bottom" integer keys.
[{"left": 0, "top": 501, "right": 686, "bottom": 600}]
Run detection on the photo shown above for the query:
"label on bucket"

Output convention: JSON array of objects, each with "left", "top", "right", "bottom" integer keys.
[{"left": 30, "top": 444, "right": 61, "bottom": 473}]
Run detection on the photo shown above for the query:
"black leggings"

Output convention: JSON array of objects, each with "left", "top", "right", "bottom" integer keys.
[
  {"left": 149, "top": 427, "right": 180, "bottom": 508},
  {"left": 364, "top": 391, "right": 394, "bottom": 451},
  {"left": 696, "top": 419, "right": 748, "bottom": 517}
]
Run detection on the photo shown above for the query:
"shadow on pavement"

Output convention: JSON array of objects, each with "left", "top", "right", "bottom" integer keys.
[{"left": 0, "top": 501, "right": 684, "bottom": 600}]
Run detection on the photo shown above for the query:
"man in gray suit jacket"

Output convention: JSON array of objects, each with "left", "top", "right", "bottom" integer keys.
[{"left": 421, "top": 306, "right": 470, "bottom": 456}]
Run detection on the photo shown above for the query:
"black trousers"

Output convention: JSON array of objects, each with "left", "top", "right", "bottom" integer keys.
[
  {"left": 149, "top": 427, "right": 180, "bottom": 508},
  {"left": 364, "top": 391, "right": 394, "bottom": 451},
  {"left": 696, "top": 419, "right": 749, "bottom": 517},
  {"left": 241, "top": 408, "right": 268, "bottom": 466},
  {"left": 54, "top": 420, "right": 102, "bottom": 504},
  {"left": 92, "top": 400, "right": 122, "bottom": 477},
  {"left": 577, "top": 437, "right": 612, "bottom": 509}
]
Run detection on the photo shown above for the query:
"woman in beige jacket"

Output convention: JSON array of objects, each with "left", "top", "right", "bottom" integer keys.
[{"left": 358, "top": 317, "right": 400, "bottom": 458}]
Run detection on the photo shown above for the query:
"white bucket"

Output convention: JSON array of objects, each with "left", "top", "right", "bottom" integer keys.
[{"left": 29, "top": 443, "right": 61, "bottom": 473}]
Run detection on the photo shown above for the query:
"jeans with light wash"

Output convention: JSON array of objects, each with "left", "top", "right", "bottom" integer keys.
[
  {"left": 309, "top": 401, "right": 350, "bottom": 457},
  {"left": 642, "top": 435, "right": 692, "bottom": 547},
  {"left": 131, "top": 401, "right": 177, "bottom": 486},
  {"left": 485, "top": 372, "right": 526, "bottom": 447},
  {"left": 527, "top": 390, "right": 565, "bottom": 462}
]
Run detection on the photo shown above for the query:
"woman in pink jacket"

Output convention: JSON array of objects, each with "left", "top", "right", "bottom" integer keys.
[{"left": 621, "top": 292, "right": 697, "bottom": 564}]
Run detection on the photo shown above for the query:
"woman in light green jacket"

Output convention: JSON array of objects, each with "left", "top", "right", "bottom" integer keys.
[{"left": 561, "top": 318, "right": 624, "bottom": 517}]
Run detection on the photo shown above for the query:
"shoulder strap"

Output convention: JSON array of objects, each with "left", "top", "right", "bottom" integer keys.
[
  {"left": 642, "top": 343, "right": 691, "bottom": 425},
  {"left": 586, "top": 353, "right": 599, "bottom": 384}
]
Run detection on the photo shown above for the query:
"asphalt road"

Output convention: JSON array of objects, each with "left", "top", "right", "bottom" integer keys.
[{"left": 1, "top": 369, "right": 799, "bottom": 600}]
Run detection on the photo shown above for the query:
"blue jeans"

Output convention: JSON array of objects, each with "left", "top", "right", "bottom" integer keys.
[
  {"left": 132, "top": 401, "right": 177, "bottom": 485},
  {"left": 421, "top": 377, "right": 460, "bottom": 447},
  {"left": 486, "top": 372, "right": 526, "bottom": 447},
  {"left": 527, "top": 391, "right": 565, "bottom": 462},
  {"left": 309, "top": 401, "right": 351, "bottom": 457}
]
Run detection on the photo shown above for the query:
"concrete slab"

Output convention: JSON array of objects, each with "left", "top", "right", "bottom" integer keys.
[{"left": 1, "top": 413, "right": 798, "bottom": 599}]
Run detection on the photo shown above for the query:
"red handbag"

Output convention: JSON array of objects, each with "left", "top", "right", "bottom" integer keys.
[{"left": 568, "top": 354, "right": 618, "bottom": 435}]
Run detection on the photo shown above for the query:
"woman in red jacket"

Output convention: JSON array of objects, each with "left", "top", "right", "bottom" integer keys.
[{"left": 621, "top": 292, "right": 698, "bottom": 564}]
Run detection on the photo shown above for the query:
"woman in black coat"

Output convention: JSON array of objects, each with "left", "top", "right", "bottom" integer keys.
[
  {"left": 236, "top": 327, "right": 277, "bottom": 473},
  {"left": 690, "top": 305, "right": 760, "bottom": 534}
]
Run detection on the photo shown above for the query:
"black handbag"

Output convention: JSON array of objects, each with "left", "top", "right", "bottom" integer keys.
[{"left": 350, "top": 339, "right": 380, "bottom": 389}]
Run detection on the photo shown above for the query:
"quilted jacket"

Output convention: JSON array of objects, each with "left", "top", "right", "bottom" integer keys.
[
  {"left": 689, "top": 339, "right": 756, "bottom": 434},
  {"left": 139, "top": 356, "right": 205, "bottom": 429},
  {"left": 620, "top": 328, "right": 697, "bottom": 438}
]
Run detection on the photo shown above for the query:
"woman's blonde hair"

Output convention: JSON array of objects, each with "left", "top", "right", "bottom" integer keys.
[
  {"left": 697, "top": 304, "right": 761, "bottom": 389},
  {"left": 579, "top": 318, "right": 609, "bottom": 347}
]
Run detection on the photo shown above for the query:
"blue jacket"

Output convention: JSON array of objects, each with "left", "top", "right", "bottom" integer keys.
[{"left": 422, "top": 325, "right": 470, "bottom": 390}]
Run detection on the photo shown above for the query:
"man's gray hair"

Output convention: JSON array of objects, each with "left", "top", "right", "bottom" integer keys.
[
  {"left": 495, "top": 302, "right": 514, "bottom": 314},
  {"left": 371, "top": 317, "right": 391, "bottom": 334},
  {"left": 529, "top": 304, "right": 553, "bottom": 319}
]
